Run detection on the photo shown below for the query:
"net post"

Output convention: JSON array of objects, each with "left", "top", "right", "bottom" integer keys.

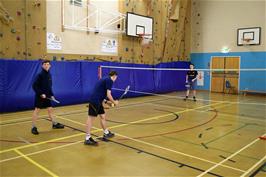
[{"left": 98, "top": 66, "right": 102, "bottom": 79}]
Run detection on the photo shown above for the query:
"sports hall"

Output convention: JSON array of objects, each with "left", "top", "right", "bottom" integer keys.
[{"left": 0, "top": 0, "right": 265, "bottom": 176}]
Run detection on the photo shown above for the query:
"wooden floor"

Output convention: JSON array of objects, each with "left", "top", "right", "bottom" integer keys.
[{"left": 1, "top": 91, "right": 265, "bottom": 177}]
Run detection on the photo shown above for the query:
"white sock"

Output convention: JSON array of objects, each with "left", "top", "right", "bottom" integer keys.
[
  {"left": 85, "top": 134, "right": 91, "bottom": 140},
  {"left": 104, "top": 129, "right": 109, "bottom": 134}
]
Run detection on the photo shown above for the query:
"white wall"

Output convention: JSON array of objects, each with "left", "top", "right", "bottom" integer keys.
[
  {"left": 191, "top": 0, "right": 266, "bottom": 53},
  {"left": 46, "top": 0, "right": 119, "bottom": 55}
]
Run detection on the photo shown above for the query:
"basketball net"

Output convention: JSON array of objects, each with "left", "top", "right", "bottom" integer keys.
[
  {"left": 138, "top": 34, "right": 152, "bottom": 47},
  {"left": 242, "top": 38, "right": 251, "bottom": 46}
]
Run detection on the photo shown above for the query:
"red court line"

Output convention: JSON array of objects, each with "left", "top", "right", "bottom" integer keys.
[{"left": 0, "top": 109, "right": 218, "bottom": 145}]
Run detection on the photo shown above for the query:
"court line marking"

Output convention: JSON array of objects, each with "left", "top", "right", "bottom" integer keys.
[
  {"left": 0, "top": 133, "right": 84, "bottom": 154},
  {"left": 240, "top": 155, "right": 266, "bottom": 177},
  {"left": 161, "top": 135, "right": 261, "bottom": 161},
  {"left": 14, "top": 149, "right": 59, "bottom": 177},
  {"left": 56, "top": 114, "right": 245, "bottom": 173},
  {"left": 55, "top": 101, "right": 224, "bottom": 129},
  {"left": 197, "top": 133, "right": 266, "bottom": 177},
  {"left": 0, "top": 141, "right": 82, "bottom": 164},
  {"left": 149, "top": 101, "right": 266, "bottom": 124},
  {"left": 17, "top": 137, "right": 31, "bottom": 145},
  {"left": 0, "top": 102, "right": 223, "bottom": 154},
  {"left": 0, "top": 97, "right": 170, "bottom": 125}
]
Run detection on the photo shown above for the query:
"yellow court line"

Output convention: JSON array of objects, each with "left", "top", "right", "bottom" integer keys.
[
  {"left": 56, "top": 109, "right": 245, "bottom": 173},
  {"left": 0, "top": 101, "right": 223, "bottom": 154},
  {"left": 56, "top": 102, "right": 225, "bottom": 130},
  {"left": 0, "top": 97, "right": 165, "bottom": 124},
  {"left": 1, "top": 141, "right": 82, "bottom": 164},
  {"left": 14, "top": 149, "right": 59, "bottom": 177},
  {"left": 0, "top": 133, "right": 83, "bottom": 154}
]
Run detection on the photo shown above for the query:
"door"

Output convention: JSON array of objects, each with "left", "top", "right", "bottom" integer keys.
[
  {"left": 211, "top": 57, "right": 240, "bottom": 93},
  {"left": 211, "top": 57, "right": 225, "bottom": 92},
  {"left": 224, "top": 57, "right": 239, "bottom": 92}
]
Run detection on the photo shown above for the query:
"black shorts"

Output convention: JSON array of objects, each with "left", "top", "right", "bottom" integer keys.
[
  {"left": 88, "top": 103, "right": 105, "bottom": 117},
  {"left": 34, "top": 96, "right": 52, "bottom": 109}
]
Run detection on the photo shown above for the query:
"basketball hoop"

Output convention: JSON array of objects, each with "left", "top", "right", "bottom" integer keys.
[
  {"left": 242, "top": 38, "right": 252, "bottom": 46},
  {"left": 138, "top": 34, "right": 152, "bottom": 47}
]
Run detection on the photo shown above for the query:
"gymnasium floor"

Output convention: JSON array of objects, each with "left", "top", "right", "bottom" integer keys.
[{"left": 0, "top": 91, "right": 265, "bottom": 177}]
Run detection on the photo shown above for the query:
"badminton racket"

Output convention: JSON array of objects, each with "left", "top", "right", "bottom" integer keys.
[{"left": 47, "top": 97, "right": 60, "bottom": 104}]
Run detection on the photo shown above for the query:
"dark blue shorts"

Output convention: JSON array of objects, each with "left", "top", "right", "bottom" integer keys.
[
  {"left": 187, "top": 80, "right": 196, "bottom": 90},
  {"left": 88, "top": 103, "right": 105, "bottom": 117},
  {"left": 34, "top": 95, "right": 52, "bottom": 108}
]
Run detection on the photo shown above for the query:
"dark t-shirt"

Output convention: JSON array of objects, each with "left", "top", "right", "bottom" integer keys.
[
  {"left": 89, "top": 77, "right": 113, "bottom": 105},
  {"left": 32, "top": 69, "right": 54, "bottom": 97},
  {"left": 187, "top": 70, "right": 198, "bottom": 81}
]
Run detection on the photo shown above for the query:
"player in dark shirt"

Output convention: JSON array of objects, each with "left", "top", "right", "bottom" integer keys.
[
  {"left": 84, "top": 71, "right": 119, "bottom": 145},
  {"left": 31, "top": 60, "right": 64, "bottom": 135},
  {"left": 184, "top": 63, "right": 198, "bottom": 101}
]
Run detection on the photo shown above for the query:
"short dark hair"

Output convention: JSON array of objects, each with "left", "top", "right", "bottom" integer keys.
[
  {"left": 109, "top": 70, "right": 118, "bottom": 76},
  {"left": 42, "top": 60, "right": 50, "bottom": 65},
  {"left": 189, "top": 63, "right": 194, "bottom": 66}
]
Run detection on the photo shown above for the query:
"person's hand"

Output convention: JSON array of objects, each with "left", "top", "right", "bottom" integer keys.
[
  {"left": 41, "top": 94, "right": 46, "bottom": 98},
  {"left": 113, "top": 100, "right": 119, "bottom": 106},
  {"left": 51, "top": 96, "right": 55, "bottom": 100}
]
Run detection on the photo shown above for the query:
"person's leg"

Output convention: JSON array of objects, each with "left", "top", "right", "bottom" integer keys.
[
  {"left": 99, "top": 114, "right": 107, "bottom": 131},
  {"left": 32, "top": 108, "right": 40, "bottom": 127},
  {"left": 84, "top": 104, "right": 99, "bottom": 145},
  {"left": 84, "top": 115, "right": 98, "bottom": 145},
  {"left": 192, "top": 82, "right": 197, "bottom": 101},
  {"left": 86, "top": 116, "right": 96, "bottom": 138},
  {"left": 98, "top": 106, "right": 114, "bottom": 138},
  {"left": 32, "top": 108, "right": 40, "bottom": 134},
  {"left": 184, "top": 89, "right": 190, "bottom": 100},
  {"left": 47, "top": 107, "right": 64, "bottom": 128},
  {"left": 193, "top": 90, "right": 197, "bottom": 101}
]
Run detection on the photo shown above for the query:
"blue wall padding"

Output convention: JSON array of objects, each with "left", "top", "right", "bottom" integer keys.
[
  {"left": 191, "top": 51, "right": 266, "bottom": 91},
  {"left": 0, "top": 59, "right": 189, "bottom": 112}
]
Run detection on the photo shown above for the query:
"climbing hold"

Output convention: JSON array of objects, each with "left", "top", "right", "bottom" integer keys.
[
  {"left": 11, "top": 28, "right": 16, "bottom": 33},
  {"left": 16, "top": 36, "right": 20, "bottom": 41},
  {"left": 17, "top": 11, "right": 22, "bottom": 16}
]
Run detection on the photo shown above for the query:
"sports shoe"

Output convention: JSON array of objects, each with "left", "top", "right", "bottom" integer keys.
[
  {"left": 31, "top": 127, "right": 39, "bottom": 135},
  {"left": 52, "top": 123, "right": 65, "bottom": 129},
  {"left": 84, "top": 137, "right": 98, "bottom": 146},
  {"left": 193, "top": 96, "right": 197, "bottom": 102},
  {"left": 184, "top": 96, "right": 188, "bottom": 101},
  {"left": 103, "top": 131, "right": 115, "bottom": 138}
]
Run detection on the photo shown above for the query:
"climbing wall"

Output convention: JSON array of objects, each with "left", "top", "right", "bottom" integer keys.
[
  {"left": 191, "top": 0, "right": 202, "bottom": 52},
  {"left": 0, "top": 0, "right": 191, "bottom": 64},
  {"left": 118, "top": 0, "right": 191, "bottom": 64},
  {"left": 0, "top": 0, "right": 46, "bottom": 60}
]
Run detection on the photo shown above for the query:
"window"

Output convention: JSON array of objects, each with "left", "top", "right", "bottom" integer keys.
[{"left": 70, "top": 0, "right": 82, "bottom": 7}]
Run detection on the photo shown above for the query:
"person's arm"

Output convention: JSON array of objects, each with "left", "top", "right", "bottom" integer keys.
[
  {"left": 106, "top": 90, "right": 118, "bottom": 105},
  {"left": 192, "top": 71, "right": 198, "bottom": 82},
  {"left": 49, "top": 74, "right": 54, "bottom": 98},
  {"left": 33, "top": 74, "right": 45, "bottom": 98}
]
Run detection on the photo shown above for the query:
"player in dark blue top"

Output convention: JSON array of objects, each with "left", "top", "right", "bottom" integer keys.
[
  {"left": 184, "top": 63, "right": 198, "bottom": 101},
  {"left": 31, "top": 60, "right": 64, "bottom": 135},
  {"left": 84, "top": 71, "right": 119, "bottom": 145}
]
